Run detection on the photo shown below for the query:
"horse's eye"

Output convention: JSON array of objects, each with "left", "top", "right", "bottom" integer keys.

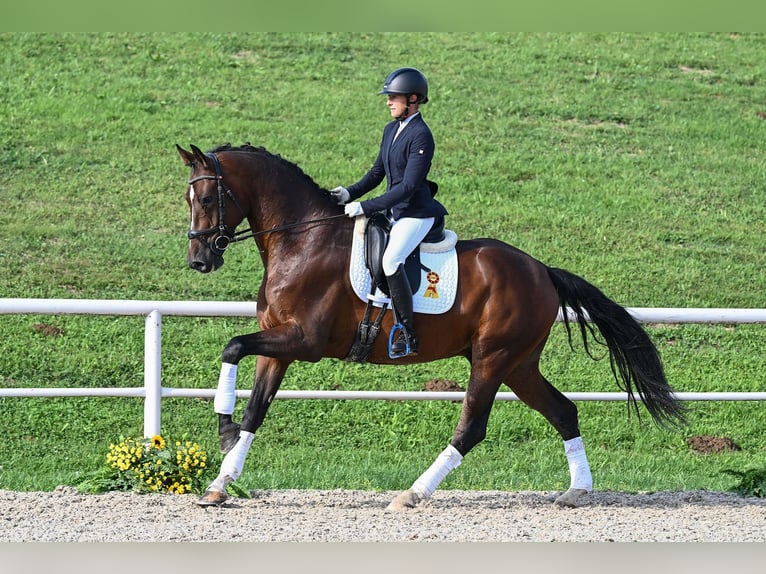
[{"left": 199, "top": 195, "right": 215, "bottom": 207}]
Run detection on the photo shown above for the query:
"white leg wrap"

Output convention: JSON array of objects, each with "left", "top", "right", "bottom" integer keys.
[
  {"left": 411, "top": 444, "right": 463, "bottom": 499},
  {"left": 214, "top": 362, "right": 238, "bottom": 415},
  {"left": 218, "top": 430, "right": 254, "bottom": 482},
  {"left": 564, "top": 436, "right": 593, "bottom": 491}
]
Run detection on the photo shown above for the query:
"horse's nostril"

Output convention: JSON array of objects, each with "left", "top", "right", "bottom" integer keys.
[{"left": 189, "top": 260, "right": 207, "bottom": 272}]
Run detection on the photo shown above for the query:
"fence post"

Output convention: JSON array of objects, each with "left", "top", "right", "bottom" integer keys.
[{"left": 143, "top": 310, "right": 162, "bottom": 438}]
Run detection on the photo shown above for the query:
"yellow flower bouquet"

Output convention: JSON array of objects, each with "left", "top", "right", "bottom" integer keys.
[
  {"left": 75, "top": 434, "right": 213, "bottom": 495},
  {"left": 106, "top": 435, "right": 210, "bottom": 494}
]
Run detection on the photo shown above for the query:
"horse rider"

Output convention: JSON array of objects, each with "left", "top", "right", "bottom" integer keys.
[{"left": 331, "top": 67, "right": 448, "bottom": 357}]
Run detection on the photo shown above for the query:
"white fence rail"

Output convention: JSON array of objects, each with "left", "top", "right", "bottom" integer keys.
[{"left": 2, "top": 298, "right": 766, "bottom": 437}]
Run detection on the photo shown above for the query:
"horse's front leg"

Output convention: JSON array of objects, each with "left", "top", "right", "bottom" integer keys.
[
  {"left": 213, "top": 327, "right": 309, "bottom": 453},
  {"left": 215, "top": 361, "right": 243, "bottom": 454},
  {"left": 197, "top": 324, "right": 309, "bottom": 506},
  {"left": 197, "top": 355, "right": 291, "bottom": 506}
]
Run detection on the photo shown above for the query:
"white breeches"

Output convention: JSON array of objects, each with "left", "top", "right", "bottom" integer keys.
[{"left": 382, "top": 217, "right": 435, "bottom": 276}]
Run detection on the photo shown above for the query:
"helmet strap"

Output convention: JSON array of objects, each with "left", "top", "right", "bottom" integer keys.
[{"left": 395, "top": 95, "right": 417, "bottom": 121}]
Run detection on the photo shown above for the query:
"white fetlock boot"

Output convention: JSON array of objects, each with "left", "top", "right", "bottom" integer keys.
[{"left": 555, "top": 436, "right": 593, "bottom": 507}]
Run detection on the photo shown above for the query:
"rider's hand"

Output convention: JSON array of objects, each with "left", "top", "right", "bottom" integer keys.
[
  {"left": 344, "top": 202, "right": 364, "bottom": 218},
  {"left": 330, "top": 186, "right": 350, "bottom": 205}
]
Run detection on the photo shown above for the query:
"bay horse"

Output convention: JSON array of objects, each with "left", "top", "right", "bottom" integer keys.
[{"left": 177, "top": 142, "right": 687, "bottom": 509}]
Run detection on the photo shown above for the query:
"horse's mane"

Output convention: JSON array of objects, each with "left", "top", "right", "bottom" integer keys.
[{"left": 210, "top": 143, "right": 330, "bottom": 200}]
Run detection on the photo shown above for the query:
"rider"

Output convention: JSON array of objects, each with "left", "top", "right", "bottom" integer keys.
[{"left": 331, "top": 67, "right": 448, "bottom": 357}]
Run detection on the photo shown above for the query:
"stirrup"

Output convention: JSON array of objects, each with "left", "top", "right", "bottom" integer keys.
[{"left": 388, "top": 323, "right": 416, "bottom": 359}]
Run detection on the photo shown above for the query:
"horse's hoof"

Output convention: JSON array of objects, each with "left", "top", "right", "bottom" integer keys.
[
  {"left": 195, "top": 489, "right": 229, "bottom": 507},
  {"left": 219, "top": 422, "right": 241, "bottom": 453},
  {"left": 386, "top": 489, "right": 422, "bottom": 511},
  {"left": 555, "top": 488, "right": 589, "bottom": 507}
]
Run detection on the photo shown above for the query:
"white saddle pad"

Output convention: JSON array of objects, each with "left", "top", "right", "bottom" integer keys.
[{"left": 349, "top": 217, "right": 459, "bottom": 314}]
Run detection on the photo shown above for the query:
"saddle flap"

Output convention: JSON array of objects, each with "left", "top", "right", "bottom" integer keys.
[{"left": 364, "top": 213, "right": 391, "bottom": 293}]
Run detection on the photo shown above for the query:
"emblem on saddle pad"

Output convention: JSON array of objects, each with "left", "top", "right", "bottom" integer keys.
[
  {"left": 349, "top": 217, "right": 458, "bottom": 315},
  {"left": 424, "top": 271, "right": 440, "bottom": 299}
]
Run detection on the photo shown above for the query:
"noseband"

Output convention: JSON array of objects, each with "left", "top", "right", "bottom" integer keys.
[{"left": 187, "top": 152, "right": 345, "bottom": 256}]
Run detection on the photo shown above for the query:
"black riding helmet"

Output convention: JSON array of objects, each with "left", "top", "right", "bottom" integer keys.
[{"left": 378, "top": 67, "right": 429, "bottom": 104}]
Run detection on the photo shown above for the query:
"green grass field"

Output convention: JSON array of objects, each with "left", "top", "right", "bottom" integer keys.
[{"left": 1, "top": 32, "right": 765, "bottom": 495}]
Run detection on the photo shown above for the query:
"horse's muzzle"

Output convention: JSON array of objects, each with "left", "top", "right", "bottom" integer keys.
[
  {"left": 189, "top": 259, "right": 212, "bottom": 273},
  {"left": 187, "top": 247, "right": 224, "bottom": 273}
]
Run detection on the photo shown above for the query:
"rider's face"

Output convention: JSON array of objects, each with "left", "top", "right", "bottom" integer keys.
[{"left": 387, "top": 94, "right": 416, "bottom": 119}]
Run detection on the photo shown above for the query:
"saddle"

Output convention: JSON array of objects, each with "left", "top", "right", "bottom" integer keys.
[
  {"left": 364, "top": 212, "right": 445, "bottom": 297},
  {"left": 345, "top": 212, "right": 448, "bottom": 363}
]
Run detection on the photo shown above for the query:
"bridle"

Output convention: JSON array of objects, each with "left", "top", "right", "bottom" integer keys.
[
  {"left": 187, "top": 152, "right": 345, "bottom": 256},
  {"left": 187, "top": 152, "right": 248, "bottom": 256}
]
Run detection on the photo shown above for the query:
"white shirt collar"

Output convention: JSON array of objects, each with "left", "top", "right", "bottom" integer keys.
[
  {"left": 394, "top": 111, "right": 419, "bottom": 141},
  {"left": 399, "top": 111, "right": 420, "bottom": 127}
]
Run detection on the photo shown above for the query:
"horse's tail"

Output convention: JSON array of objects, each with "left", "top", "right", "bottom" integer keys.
[{"left": 546, "top": 266, "right": 688, "bottom": 430}]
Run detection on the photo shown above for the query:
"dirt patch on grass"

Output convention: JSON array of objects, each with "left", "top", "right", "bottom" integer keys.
[{"left": 686, "top": 435, "right": 742, "bottom": 454}]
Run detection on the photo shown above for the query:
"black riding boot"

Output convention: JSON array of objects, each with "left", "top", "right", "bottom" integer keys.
[{"left": 386, "top": 265, "right": 418, "bottom": 356}]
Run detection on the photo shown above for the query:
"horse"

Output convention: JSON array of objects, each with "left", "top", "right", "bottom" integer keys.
[{"left": 176, "top": 142, "right": 688, "bottom": 509}]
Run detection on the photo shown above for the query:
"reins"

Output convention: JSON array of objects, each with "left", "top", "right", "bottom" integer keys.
[
  {"left": 188, "top": 152, "right": 345, "bottom": 255},
  {"left": 236, "top": 213, "right": 347, "bottom": 242}
]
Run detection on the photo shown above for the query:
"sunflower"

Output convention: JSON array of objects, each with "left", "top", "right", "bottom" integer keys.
[{"left": 150, "top": 435, "right": 166, "bottom": 450}]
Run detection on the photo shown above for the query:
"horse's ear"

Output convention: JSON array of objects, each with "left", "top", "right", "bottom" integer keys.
[
  {"left": 176, "top": 144, "right": 195, "bottom": 166},
  {"left": 189, "top": 144, "right": 209, "bottom": 168},
  {"left": 176, "top": 144, "right": 210, "bottom": 168}
]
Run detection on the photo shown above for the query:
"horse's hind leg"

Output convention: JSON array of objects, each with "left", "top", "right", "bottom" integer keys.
[
  {"left": 387, "top": 359, "right": 503, "bottom": 511},
  {"left": 506, "top": 359, "right": 593, "bottom": 507}
]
